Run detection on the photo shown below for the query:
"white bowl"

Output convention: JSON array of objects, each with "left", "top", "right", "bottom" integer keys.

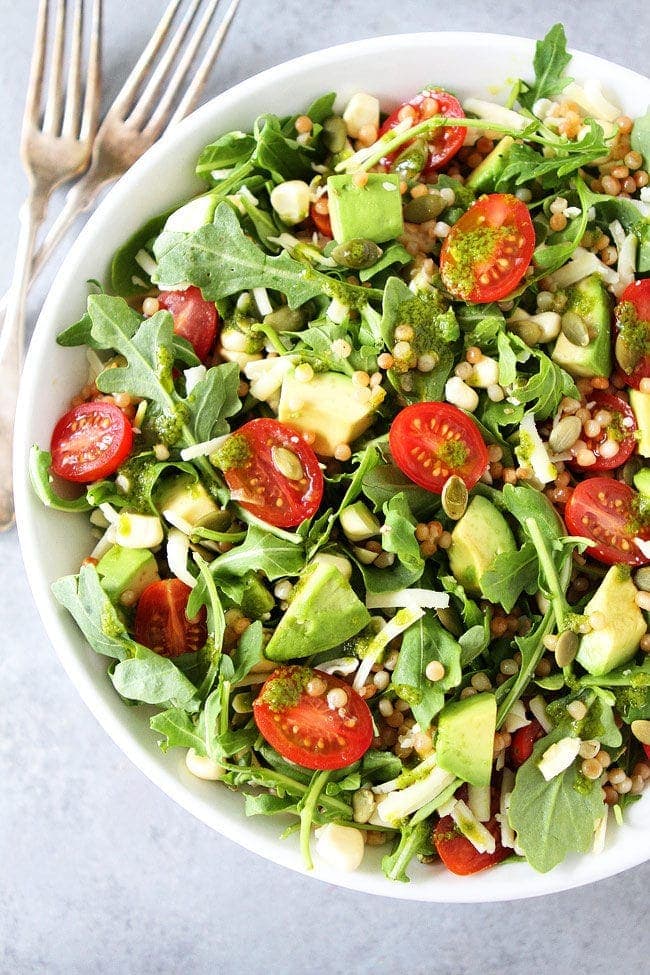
[{"left": 14, "top": 32, "right": 650, "bottom": 902}]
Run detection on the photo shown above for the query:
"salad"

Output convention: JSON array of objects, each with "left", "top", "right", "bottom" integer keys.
[{"left": 30, "top": 24, "right": 650, "bottom": 882}]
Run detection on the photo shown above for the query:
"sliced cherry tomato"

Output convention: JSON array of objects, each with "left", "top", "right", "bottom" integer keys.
[
  {"left": 565, "top": 477, "right": 650, "bottom": 566},
  {"left": 158, "top": 286, "right": 218, "bottom": 363},
  {"left": 439, "top": 193, "right": 535, "bottom": 303},
  {"left": 218, "top": 418, "right": 324, "bottom": 528},
  {"left": 134, "top": 579, "right": 207, "bottom": 658},
  {"left": 253, "top": 666, "right": 374, "bottom": 770},
  {"left": 379, "top": 88, "right": 465, "bottom": 175},
  {"left": 389, "top": 402, "right": 488, "bottom": 493},
  {"left": 567, "top": 392, "right": 637, "bottom": 472},
  {"left": 310, "top": 199, "right": 333, "bottom": 238},
  {"left": 643, "top": 744, "right": 650, "bottom": 761},
  {"left": 509, "top": 719, "right": 545, "bottom": 768},
  {"left": 50, "top": 401, "right": 133, "bottom": 484},
  {"left": 433, "top": 813, "right": 509, "bottom": 876},
  {"left": 613, "top": 279, "right": 650, "bottom": 389}
]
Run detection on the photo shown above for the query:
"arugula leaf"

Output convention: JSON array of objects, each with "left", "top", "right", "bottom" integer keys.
[
  {"left": 52, "top": 565, "right": 134, "bottom": 661},
  {"left": 382, "top": 820, "right": 432, "bottom": 883},
  {"left": 196, "top": 131, "right": 257, "bottom": 179},
  {"left": 359, "top": 243, "right": 412, "bottom": 282},
  {"left": 210, "top": 524, "right": 306, "bottom": 581},
  {"left": 380, "top": 494, "right": 424, "bottom": 577},
  {"left": 361, "top": 462, "right": 440, "bottom": 520},
  {"left": 111, "top": 644, "right": 202, "bottom": 710},
  {"left": 391, "top": 613, "right": 462, "bottom": 730},
  {"left": 361, "top": 749, "right": 403, "bottom": 784},
  {"left": 185, "top": 362, "right": 241, "bottom": 442},
  {"left": 496, "top": 608, "right": 554, "bottom": 727},
  {"left": 518, "top": 24, "right": 573, "bottom": 110},
  {"left": 29, "top": 447, "right": 91, "bottom": 512},
  {"left": 508, "top": 726, "right": 605, "bottom": 872},
  {"left": 480, "top": 541, "right": 539, "bottom": 613},
  {"left": 511, "top": 346, "right": 578, "bottom": 419},
  {"left": 253, "top": 113, "right": 315, "bottom": 183},
  {"left": 111, "top": 208, "right": 176, "bottom": 296},
  {"left": 150, "top": 708, "right": 206, "bottom": 754},
  {"left": 244, "top": 793, "right": 298, "bottom": 817},
  {"left": 231, "top": 620, "right": 265, "bottom": 683},
  {"left": 496, "top": 122, "right": 608, "bottom": 190},
  {"left": 631, "top": 106, "right": 650, "bottom": 170}
]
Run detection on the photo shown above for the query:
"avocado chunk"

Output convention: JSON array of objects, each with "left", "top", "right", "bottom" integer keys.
[
  {"left": 630, "top": 389, "right": 650, "bottom": 458},
  {"left": 157, "top": 475, "right": 230, "bottom": 531},
  {"left": 448, "top": 495, "right": 517, "bottom": 597},
  {"left": 436, "top": 693, "right": 497, "bottom": 786},
  {"left": 278, "top": 369, "right": 377, "bottom": 456},
  {"left": 237, "top": 572, "right": 275, "bottom": 620},
  {"left": 326, "top": 172, "right": 404, "bottom": 244},
  {"left": 552, "top": 275, "right": 612, "bottom": 378},
  {"left": 96, "top": 545, "right": 160, "bottom": 603},
  {"left": 634, "top": 465, "right": 650, "bottom": 496},
  {"left": 576, "top": 565, "right": 647, "bottom": 676},
  {"left": 264, "top": 561, "right": 370, "bottom": 661},
  {"left": 465, "top": 136, "right": 514, "bottom": 193}
]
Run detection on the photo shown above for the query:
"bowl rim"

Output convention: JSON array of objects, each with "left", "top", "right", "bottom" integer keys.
[{"left": 14, "top": 29, "right": 650, "bottom": 902}]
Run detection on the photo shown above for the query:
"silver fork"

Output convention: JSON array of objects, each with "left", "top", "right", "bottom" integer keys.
[
  {"left": 0, "top": 0, "right": 241, "bottom": 531},
  {"left": 0, "top": 0, "right": 102, "bottom": 531}
]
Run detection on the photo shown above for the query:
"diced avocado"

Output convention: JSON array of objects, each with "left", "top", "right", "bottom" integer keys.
[
  {"left": 634, "top": 466, "right": 650, "bottom": 496},
  {"left": 448, "top": 496, "right": 517, "bottom": 597},
  {"left": 96, "top": 545, "right": 160, "bottom": 603},
  {"left": 327, "top": 172, "right": 404, "bottom": 244},
  {"left": 630, "top": 389, "right": 650, "bottom": 458},
  {"left": 238, "top": 572, "right": 275, "bottom": 620},
  {"left": 278, "top": 369, "right": 376, "bottom": 456},
  {"left": 576, "top": 565, "right": 647, "bottom": 676},
  {"left": 339, "top": 501, "right": 380, "bottom": 542},
  {"left": 552, "top": 275, "right": 612, "bottom": 378},
  {"left": 264, "top": 562, "right": 370, "bottom": 661},
  {"left": 157, "top": 475, "right": 230, "bottom": 531},
  {"left": 465, "top": 136, "right": 514, "bottom": 193},
  {"left": 436, "top": 693, "right": 497, "bottom": 787}
]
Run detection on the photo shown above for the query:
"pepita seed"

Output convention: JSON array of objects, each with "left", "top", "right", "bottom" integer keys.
[
  {"left": 441, "top": 475, "right": 468, "bottom": 521},
  {"left": 514, "top": 320, "right": 542, "bottom": 347},
  {"left": 634, "top": 567, "right": 650, "bottom": 592},
  {"left": 352, "top": 787, "right": 376, "bottom": 824},
  {"left": 615, "top": 333, "right": 640, "bottom": 375},
  {"left": 271, "top": 445, "right": 304, "bottom": 481},
  {"left": 436, "top": 606, "right": 463, "bottom": 637},
  {"left": 554, "top": 629, "right": 580, "bottom": 668},
  {"left": 561, "top": 311, "right": 590, "bottom": 347},
  {"left": 631, "top": 719, "right": 650, "bottom": 746},
  {"left": 263, "top": 306, "right": 305, "bottom": 332},
  {"left": 232, "top": 692, "right": 253, "bottom": 714},
  {"left": 331, "top": 237, "right": 382, "bottom": 270},
  {"left": 402, "top": 193, "right": 446, "bottom": 224},
  {"left": 549, "top": 415, "right": 583, "bottom": 453},
  {"left": 323, "top": 116, "right": 348, "bottom": 154}
]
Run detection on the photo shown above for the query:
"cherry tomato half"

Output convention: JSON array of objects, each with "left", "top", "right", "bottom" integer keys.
[
  {"left": 158, "top": 286, "right": 218, "bottom": 363},
  {"left": 310, "top": 199, "right": 333, "bottom": 238},
  {"left": 643, "top": 744, "right": 650, "bottom": 761},
  {"left": 509, "top": 719, "right": 545, "bottom": 768},
  {"left": 253, "top": 666, "right": 374, "bottom": 770},
  {"left": 613, "top": 279, "right": 650, "bottom": 389},
  {"left": 134, "top": 579, "right": 207, "bottom": 658},
  {"left": 433, "top": 813, "right": 510, "bottom": 876},
  {"left": 389, "top": 402, "right": 489, "bottom": 494},
  {"left": 218, "top": 418, "right": 324, "bottom": 528},
  {"left": 567, "top": 392, "right": 637, "bottom": 473},
  {"left": 50, "top": 401, "right": 133, "bottom": 484},
  {"left": 440, "top": 193, "right": 536, "bottom": 303},
  {"left": 565, "top": 477, "right": 650, "bottom": 567},
  {"left": 379, "top": 88, "right": 465, "bottom": 175}
]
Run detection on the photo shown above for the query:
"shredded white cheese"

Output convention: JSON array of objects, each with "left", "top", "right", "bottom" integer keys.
[
  {"left": 184, "top": 364, "right": 207, "bottom": 395},
  {"left": 364, "top": 588, "right": 450, "bottom": 611},
  {"left": 167, "top": 528, "right": 196, "bottom": 589},
  {"left": 134, "top": 248, "right": 158, "bottom": 278},
  {"left": 179, "top": 435, "right": 229, "bottom": 461},
  {"left": 529, "top": 695, "right": 553, "bottom": 733},
  {"left": 451, "top": 799, "right": 497, "bottom": 854},
  {"left": 538, "top": 736, "right": 581, "bottom": 781}
]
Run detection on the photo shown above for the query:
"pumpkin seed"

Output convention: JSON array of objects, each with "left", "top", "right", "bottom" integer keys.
[
  {"left": 263, "top": 306, "right": 305, "bottom": 332},
  {"left": 514, "top": 320, "right": 542, "bottom": 347},
  {"left": 436, "top": 606, "right": 463, "bottom": 637},
  {"left": 271, "top": 445, "right": 304, "bottom": 481},
  {"left": 554, "top": 629, "right": 580, "bottom": 668},
  {"left": 614, "top": 332, "right": 639, "bottom": 375},
  {"left": 549, "top": 415, "right": 583, "bottom": 453},
  {"left": 352, "top": 787, "right": 376, "bottom": 824},
  {"left": 634, "top": 567, "right": 650, "bottom": 592},
  {"left": 631, "top": 719, "right": 650, "bottom": 746},
  {"left": 323, "top": 116, "right": 348, "bottom": 154},
  {"left": 561, "top": 311, "right": 590, "bottom": 347},
  {"left": 331, "top": 238, "right": 382, "bottom": 270},
  {"left": 402, "top": 192, "right": 446, "bottom": 224},
  {"left": 441, "top": 475, "right": 468, "bottom": 521}
]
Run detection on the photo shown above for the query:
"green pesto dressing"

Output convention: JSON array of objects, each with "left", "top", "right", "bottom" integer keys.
[
  {"left": 438, "top": 439, "right": 470, "bottom": 469},
  {"left": 395, "top": 290, "right": 450, "bottom": 356},
  {"left": 442, "top": 225, "right": 512, "bottom": 299},
  {"left": 259, "top": 666, "right": 311, "bottom": 712},
  {"left": 213, "top": 433, "right": 252, "bottom": 472},
  {"left": 617, "top": 301, "right": 650, "bottom": 365}
]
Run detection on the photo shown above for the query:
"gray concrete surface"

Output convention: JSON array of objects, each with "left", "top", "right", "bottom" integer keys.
[{"left": 1, "top": 2, "right": 649, "bottom": 972}]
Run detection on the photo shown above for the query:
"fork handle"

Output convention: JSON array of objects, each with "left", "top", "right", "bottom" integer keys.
[{"left": 0, "top": 191, "right": 48, "bottom": 532}]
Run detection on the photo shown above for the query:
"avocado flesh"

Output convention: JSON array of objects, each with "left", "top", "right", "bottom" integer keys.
[
  {"left": 634, "top": 465, "right": 650, "bottom": 495},
  {"left": 465, "top": 136, "right": 514, "bottom": 193},
  {"left": 278, "top": 370, "right": 376, "bottom": 456},
  {"left": 436, "top": 693, "right": 497, "bottom": 786},
  {"left": 264, "top": 562, "right": 371, "bottom": 661},
  {"left": 552, "top": 275, "right": 612, "bottom": 378},
  {"left": 238, "top": 572, "right": 275, "bottom": 620},
  {"left": 157, "top": 475, "right": 230, "bottom": 530},
  {"left": 96, "top": 545, "right": 159, "bottom": 602},
  {"left": 448, "top": 495, "right": 517, "bottom": 597},
  {"left": 576, "top": 565, "right": 646, "bottom": 676},
  {"left": 630, "top": 389, "right": 650, "bottom": 458},
  {"left": 327, "top": 172, "right": 404, "bottom": 244}
]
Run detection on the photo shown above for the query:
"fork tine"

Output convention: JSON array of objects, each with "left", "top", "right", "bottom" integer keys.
[
  {"left": 108, "top": 0, "right": 183, "bottom": 120},
  {"left": 79, "top": 0, "right": 102, "bottom": 140},
  {"left": 61, "top": 0, "right": 82, "bottom": 138},
  {"left": 42, "top": 0, "right": 66, "bottom": 135},
  {"left": 23, "top": 0, "right": 49, "bottom": 131},
  {"left": 167, "top": 0, "right": 241, "bottom": 128},
  {"left": 126, "top": 0, "right": 203, "bottom": 131}
]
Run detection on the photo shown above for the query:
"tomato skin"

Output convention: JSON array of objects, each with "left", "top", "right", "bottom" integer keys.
[
  {"left": 643, "top": 744, "right": 650, "bottom": 761},
  {"left": 439, "top": 194, "right": 536, "bottom": 303},
  {"left": 158, "top": 286, "right": 218, "bottom": 363},
  {"left": 509, "top": 719, "right": 545, "bottom": 768},
  {"left": 310, "top": 200, "right": 333, "bottom": 238},
  {"left": 567, "top": 392, "right": 637, "bottom": 472},
  {"left": 379, "top": 88, "right": 465, "bottom": 175},
  {"left": 389, "top": 402, "right": 488, "bottom": 493},
  {"left": 614, "top": 279, "right": 650, "bottom": 389},
  {"left": 565, "top": 477, "right": 650, "bottom": 567},
  {"left": 433, "top": 813, "right": 509, "bottom": 876},
  {"left": 220, "top": 418, "right": 324, "bottom": 528},
  {"left": 50, "top": 401, "right": 133, "bottom": 483},
  {"left": 253, "top": 666, "right": 374, "bottom": 770},
  {"left": 134, "top": 579, "right": 207, "bottom": 658}
]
